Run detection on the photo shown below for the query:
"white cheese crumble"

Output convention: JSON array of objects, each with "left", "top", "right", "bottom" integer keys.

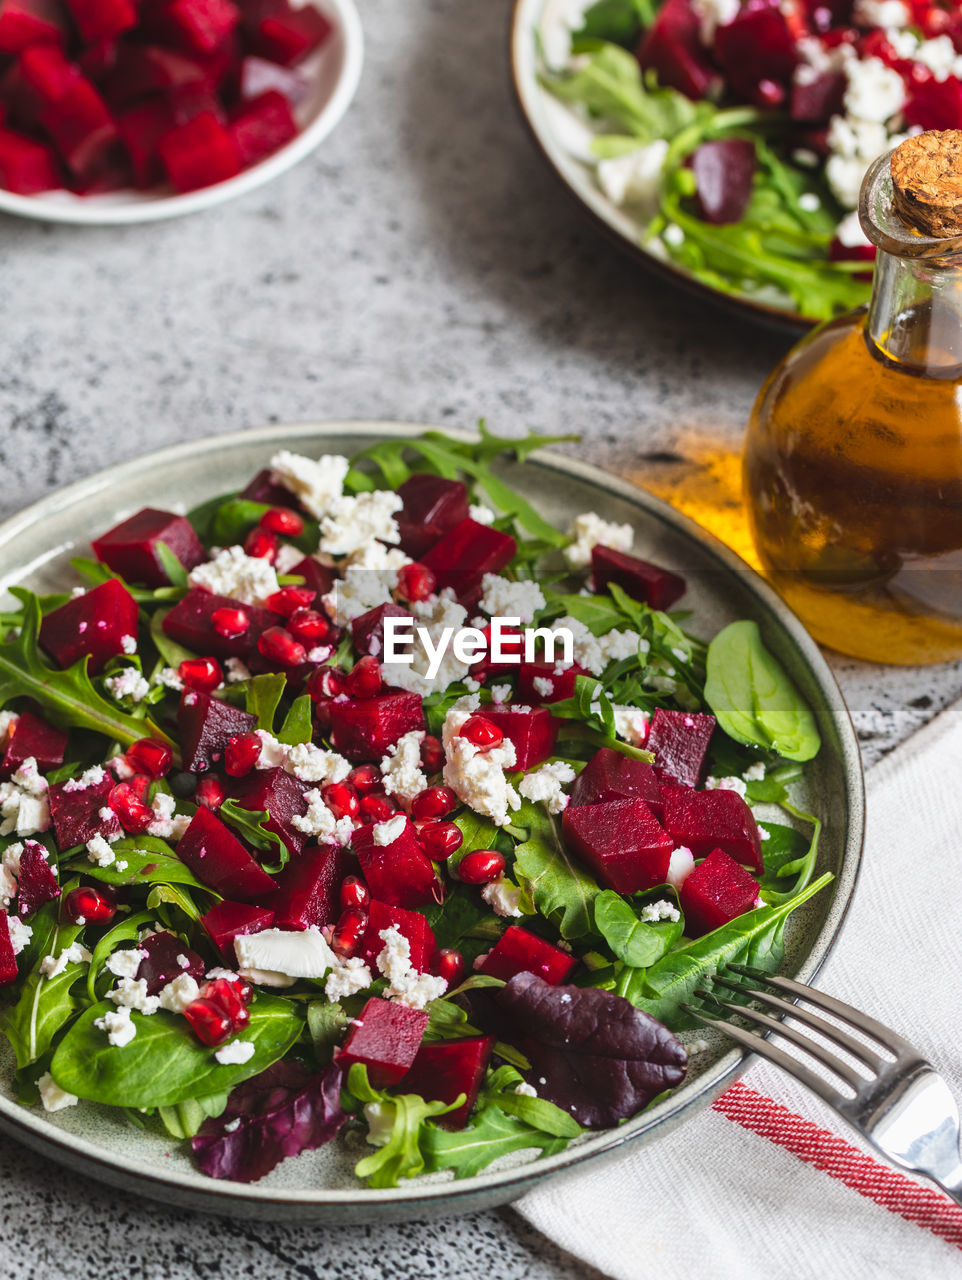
[
  {"left": 479, "top": 573, "right": 546, "bottom": 626},
  {"left": 158, "top": 972, "right": 201, "bottom": 1014},
  {"left": 120, "top": 634, "right": 137, "bottom": 655},
  {"left": 214, "top": 1039, "right": 255, "bottom": 1065},
  {"left": 555, "top": 616, "right": 644, "bottom": 678},
  {"left": 564, "top": 512, "right": 633, "bottom": 569},
  {"left": 514, "top": 1081, "right": 538, "bottom": 1098},
  {"left": 380, "top": 590, "right": 474, "bottom": 696},
  {"left": 532, "top": 675, "right": 554, "bottom": 698},
  {"left": 234, "top": 927, "right": 338, "bottom": 988},
  {"left": 291, "top": 789, "right": 354, "bottom": 845},
  {"left": 95, "top": 1006, "right": 137, "bottom": 1047},
  {"left": 640, "top": 899, "right": 681, "bottom": 923},
  {"left": 704, "top": 774, "right": 748, "bottom": 799},
  {"left": 0, "top": 758, "right": 50, "bottom": 837},
  {"left": 319, "top": 490, "right": 403, "bottom": 557},
  {"left": 481, "top": 876, "right": 523, "bottom": 918},
  {"left": 40, "top": 942, "right": 91, "bottom": 979},
  {"left": 666, "top": 847, "right": 695, "bottom": 888},
  {"left": 269, "top": 450, "right": 349, "bottom": 519},
  {"left": 743, "top": 761, "right": 766, "bottom": 782},
  {"left": 325, "top": 955, "right": 373, "bottom": 1002},
  {"left": 379, "top": 730, "right": 427, "bottom": 803},
  {"left": 284, "top": 741, "right": 351, "bottom": 784},
  {"left": 441, "top": 695, "right": 520, "bottom": 828},
  {"left": 38, "top": 1071, "right": 78, "bottom": 1111},
  {"left": 108, "top": 976, "right": 160, "bottom": 1014},
  {"left": 597, "top": 138, "right": 669, "bottom": 211},
  {"left": 490, "top": 683, "right": 512, "bottom": 704},
  {"left": 86, "top": 835, "right": 117, "bottom": 868},
  {"left": 468, "top": 504, "right": 495, "bottom": 525},
  {"left": 63, "top": 765, "right": 106, "bottom": 792},
  {"left": 852, "top": 0, "right": 909, "bottom": 23},
  {"left": 372, "top": 813, "right": 407, "bottom": 846},
  {"left": 155, "top": 666, "right": 185, "bottom": 691},
  {"left": 518, "top": 760, "right": 575, "bottom": 815},
  {"left": 105, "top": 947, "right": 147, "bottom": 980},
  {"left": 225, "top": 657, "right": 251, "bottom": 684},
  {"left": 375, "top": 926, "right": 447, "bottom": 1009},
  {"left": 611, "top": 704, "right": 650, "bottom": 747},
  {"left": 5, "top": 914, "right": 31, "bottom": 955},
  {"left": 188, "top": 545, "right": 280, "bottom": 607}
]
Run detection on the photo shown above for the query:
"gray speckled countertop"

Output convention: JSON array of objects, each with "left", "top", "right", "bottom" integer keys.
[{"left": 0, "top": 0, "right": 959, "bottom": 1275}]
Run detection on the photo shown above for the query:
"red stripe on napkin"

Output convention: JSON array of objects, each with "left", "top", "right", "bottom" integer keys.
[{"left": 714, "top": 1082, "right": 962, "bottom": 1251}]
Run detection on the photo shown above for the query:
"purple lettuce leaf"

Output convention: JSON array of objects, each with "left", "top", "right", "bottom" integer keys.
[
  {"left": 191, "top": 1060, "right": 346, "bottom": 1182},
  {"left": 494, "top": 972, "right": 688, "bottom": 1129}
]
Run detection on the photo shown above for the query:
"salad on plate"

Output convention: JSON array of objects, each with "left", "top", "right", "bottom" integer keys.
[{"left": 0, "top": 428, "right": 828, "bottom": 1187}]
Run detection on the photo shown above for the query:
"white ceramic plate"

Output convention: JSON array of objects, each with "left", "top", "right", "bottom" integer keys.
[{"left": 0, "top": 0, "right": 363, "bottom": 225}]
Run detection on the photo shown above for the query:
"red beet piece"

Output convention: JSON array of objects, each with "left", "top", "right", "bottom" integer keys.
[
  {"left": 790, "top": 69, "right": 845, "bottom": 123},
  {"left": 516, "top": 660, "right": 586, "bottom": 705},
  {"left": 0, "top": 125, "right": 58, "bottom": 192},
  {"left": 482, "top": 705, "right": 556, "bottom": 771},
  {"left": 39, "top": 73, "right": 118, "bottom": 180},
  {"left": 0, "top": 711, "right": 67, "bottom": 780},
  {"left": 48, "top": 769, "right": 122, "bottom": 847},
  {"left": 228, "top": 87, "right": 296, "bottom": 166},
  {"left": 178, "top": 690, "right": 258, "bottom": 774},
  {"left": 288, "top": 556, "right": 335, "bottom": 600},
  {"left": 591, "top": 544, "right": 687, "bottom": 611},
  {"left": 238, "top": 54, "right": 307, "bottom": 103},
  {"left": 351, "top": 602, "right": 414, "bottom": 660},
  {"left": 478, "top": 926, "right": 577, "bottom": 986},
  {"left": 135, "top": 928, "right": 206, "bottom": 995},
  {"left": 101, "top": 44, "right": 209, "bottom": 107},
  {"left": 353, "top": 818, "right": 438, "bottom": 909},
  {"left": 421, "top": 518, "right": 517, "bottom": 596},
  {"left": 271, "top": 843, "right": 351, "bottom": 930},
  {"left": 0, "top": 0, "right": 65, "bottom": 54},
  {"left": 249, "top": 0, "right": 332, "bottom": 65},
  {"left": 329, "top": 691, "right": 425, "bottom": 763},
  {"left": 175, "top": 806, "right": 279, "bottom": 901},
  {"left": 40, "top": 578, "right": 138, "bottom": 675},
  {"left": 562, "top": 798, "right": 672, "bottom": 894},
  {"left": 230, "top": 765, "right": 309, "bottom": 856},
  {"left": 158, "top": 109, "right": 240, "bottom": 191},
  {"left": 0, "top": 917, "right": 17, "bottom": 985},
  {"left": 395, "top": 474, "right": 470, "bottom": 560},
  {"left": 63, "top": 0, "right": 133, "bottom": 40},
  {"left": 360, "top": 900, "right": 436, "bottom": 972},
  {"left": 399, "top": 1036, "right": 495, "bottom": 1128},
  {"left": 116, "top": 99, "right": 173, "bottom": 184},
  {"left": 11, "top": 41, "right": 74, "bottom": 119},
  {"left": 680, "top": 848, "right": 759, "bottom": 936},
  {"left": 336, "top": 996, "right": 429, "bottom": 1087},
  {"left": 77, "top": 34, "right": 116, "bottom": 77},
  {"left": 16, "top": 840, "right": 60, "bottom": 918},
  {"left": 148, "top": 0, "right": 239, "bottom": 53},
  {"left": 569, "top": 747, "right": 663, "bottom": 818},
  {"left": 637, "top": 0, "right": 719, "bottom": 100},
  {"left": 163, "top": 588, "right": 276, "bottom": 660},
  {"left": 688, "top": 139, "right": 757, "bottom": 226},
  {"left": 201, "top": 899, "right": 275, "bottom": 959},
  {"left": 713, "top": 1, "right": 797, "bottom": 105},
  {"left": 660, "top": 784, "right": 763, "bottom": 872},
  {"left": 646, "top": 707, "right": 716, "bottom": 788},
  {"left": 905, "top": 74, "right": 962, "bottom": 132},
  {"left": 92, "top": 506, "right": 206, "bottom": 588},
  {"left": 239, "top": 467, "right": 303, "bottom": 508}
]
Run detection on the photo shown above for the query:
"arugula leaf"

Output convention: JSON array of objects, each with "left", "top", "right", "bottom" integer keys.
[
  {"left": 146, "top": 881, "right": 207, "bottom": 925},
  {"left": 0, "top": 920, "right": 85, "bottom": 1069},
  {"left": 572, "top": 0, "right": 653, "bottom": 47},
  {"left": 277, "top": 694, "right": 312, "bottom": 746},
  {"left": 150, "top": 608, "right": 196, "bottom": 669},
  {"left": 153, "top": 542, "right": 189, "bottom": 589},
  {"left": 482, "top": 1064, "right": 583, "bottom": 1138},
  {"left": 513, "top": 803, "right": 600, "bottom": 939},
  {"left": 593, "top": 889, "right": 683, "bottom": 967},
  {"left": 219, "top": 799, "right": 288, "bottom": 871},
  {"left": 348, "top": 1064, "right": 461, "bottom": 1188},
  {"left": 64, "top": 836, "right": 208, "bottom": 891},
  {"left": 245, "top": 673, "right": 286, "bottom": 733},
  {"left": 421, "top": 1103, "right": 569, "bottom": 1179}
]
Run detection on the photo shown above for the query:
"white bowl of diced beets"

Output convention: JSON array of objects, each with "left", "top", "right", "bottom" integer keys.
[
  {"left": 0, "top": 429, "right": 829, "bottom": 1188},
  {"left": 0, "top": 0, "right": 362, "bottom": 222}
]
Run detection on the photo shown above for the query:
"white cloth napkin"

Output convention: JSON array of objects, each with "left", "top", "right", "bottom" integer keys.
[{"left": 516, "top": 701, "right": 962, "bottom": 1278}]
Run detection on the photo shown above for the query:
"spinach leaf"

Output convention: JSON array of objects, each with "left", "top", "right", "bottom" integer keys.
[
  {"left": 245, "top": 673, "right": 286, "bottom": 732},
  {"left": 421, "top": 1103, "right": 569, "bottom": 1179},
  {"left": 277, "top": 695, "right": 312, "bottom": 746},
  {"left": 593, "top": 889, "right": 682, "bottom": 967},
  {"left": 572, "top": 0, "right": 652, "bottom": 47},
  {"left": 705, "top": 620, "right": 821, "bottom": 762},
  {"left": 513, "top": 804, "right": 600, "bottom": 939},
  {"left": 64, "top": 836, "right": 208, "bottom": 891},
  {"left": 0, "top": 921, "right": 85, "bottom": 1069}
]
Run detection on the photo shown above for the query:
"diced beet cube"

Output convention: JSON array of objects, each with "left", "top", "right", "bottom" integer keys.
[
  {"left": 40, "top": 76, "right": 118, "bottom": 180},
  {"left": 478, "top": 926, "right": 577, "bottom": 986},
  {"left": 148, "top": 0, "right": 239, "bottom": 53},
  {"left": 288, "top": 556, "right": 335, "bottom": 600},
  {"left": 0, "top": 711, "right": 67, "bottom": 781},
  {"left": 49, "top": 769, "right": 122, "bottom": 848},
  {"left": 238, "top": 54, "right": 307, "bottom": 104},
  {"left": 0, "top": 124, "right": 58, "bottom": 192},
  {"left": 712, "top": 1, "right": 797, "bottom": 104},
  {"left": 591, "top": 544, "right": 687, "bottom": 612},
  {"left": 336, "top": 996, "right": 428, "bottom": 1087},
  {"left": 175, "top": 806, "right": 279, "bottom": 901},
  {"left": 646, "top": 708, "right": 716, "bottom": 788},
  {"left": 569, "top": 747, "right": 662, "bottom": 818},
  {"left": 178, "top": 690, "right": 257, "bottom": 774},
  {"left": 168, "top": 80, "right": 226, "bottom": 125},
  {"left": 790, "top": 69, "right": 845, "bottom": 123},
  {"left": 396, "top": 474, "right": 470, "bottom": 560},
  {"left": 689, "top": 138, "right": 757, "bottom": 226},
  {"left": 14, "top": 41, "right": 76, "bottom": 116},
  {"left": 158, "top": 110, "right": 241, "bottom": 192},
  {"left": 353, "top": 818, "right": 438, "bottom": 909},
  {"left": 135, "top": 928, "right": 206, "bottom": 995},
  {"left": 516, "top": 660, "right": 586, "bottom": 705},
  {"left": 40, "top": 578, "right": 138, "bottom": 676},
  {"left": 660, "top": 784, "right": 763, "bottom": 872},
  {"left": 117, "top": 98, "right": 173, "bottom": 185},
  {"left": 229, "top": 766, "right": 309, "bottom": 856},
  {"left": 16, "top": 840, "right": 59, "bottom": 918},
  {"left": 228, "top": 87, "right": 296, "bottom": 166},
  {"left": 163, "top": 588, "right": 276, "bottom": 660},
  {"left": 399, "top": 1036, "right": 495, "bottom": 1128},
  {"left": 0, "top": 916, "right": 17, "bottom": 986},
  {"left": 360, "top": 899, "right": 436, "bottom": 973},
  {"left": 271, "top": 843, "right": 351, "bottom": 930},
  {"left": 0, "top": 0, "right": 65, "bottom": 55},
  {"left": 562, "top": 798, "right": 672, "bottom": 894},
  {"left": 239, "top": 467, "right": 304, "bottom": 509},
  {"left": 905, "top": 75, "right": 962, "bottom": 132},
  {"left": 421, "top": 519, "right": 517, "bottom": 596},
  {"left": 249, "top": 0, "right": 332, "bottom": 66},
  {"left": 680, "top": 848, "right": 759, "bottom": 936},
  {"left": 637, "top": 0, "right": 719, "bottom": 100},
  {"left": 352, "top": 603, "right": 414, "bottom": 660},
  {"left": 329, "top": 692, "right": 425, "bottom": 763},
  {"left": 63, "top": 0, "right": 133, "bottom": 40},
  {"left": 77, "top": 34, "right": 117, "bottom": 78},
  {"left": 482, "top": 705, "right": 556, "bottom": 771},
  {"left": 100, "top": 44, "right": 209, "bottom": 108},
  {"left": 92, "top": 506, "right": 206, "bottom": 588},
  {"left": 201, "top": 899, "right": 275, "bottom": 960}
]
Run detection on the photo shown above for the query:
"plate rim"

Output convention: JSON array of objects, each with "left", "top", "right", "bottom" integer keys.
[{"left": 0, "top": 419, "right": 864, "bottom": 1213}]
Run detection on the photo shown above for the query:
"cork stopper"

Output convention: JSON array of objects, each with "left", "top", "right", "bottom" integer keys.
[{"left": 890, "top": 131, "right": 962, "bottom": 237}]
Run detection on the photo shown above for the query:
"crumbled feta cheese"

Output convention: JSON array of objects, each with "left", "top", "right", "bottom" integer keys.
[
  {"left": 120, "top": 634, "right": 137, "bottom": 655},
  {"left": 441, "top": 695, "right": 520, "bottom": 827},
  {"left": 597, "top": 139, "right": 669, "bottom": 211},
  {"left": 225, "top": 657, "right": 251, "bottom": 684},
  {"left": 481, "top": 876, "right": 523, "bottom": 918},
  {"left": 63, "top": 765, "right": 106, "bottom": 793},
  {"left": 109, "top": 976, "right": 160, "bottom": 1014},
  {"left": 532, "top": 675, "right": 554, "bottom": 698},
  {"left": 853, "top": 0, "right": 909, "bottom": 23},
  {"left": 214, "top": 1038, "right": 255, "bottom": 1065},
  {"left": 105, "top": 947, "right": 147, "bottom": 979},
  {"left": 291, "top": 789, "right": 354, "bottom": 845},
  {"left": 666, "top": 846, "right": 695, "bottom": 888},
  {"left": 611, "top": 704, "right": 650, "bottom": 747},
  {"left": 146, "top": 790, "right": 183, "bottom": 839},
  {"left": 835, "top": 209, "right": 871, "bottom": 249},
  {"left": 0, "top": 758, "right": 50, "bottom": 837},
  {"left": 640, "top": 899, "right": 681, "bottom": 923},
  {"left": 40, "top": 942, "right": 91, "bottom": 979},
  {"left": 468, "top": 504, "right": 495, "bottom": 525},
  {"left": 704, "top": 774, "right": 748, "bottom": 799},
  {"left": 490, "top": 683, "right": 512, "bottom": 704},
  {"left": 691, "top": 0, "right": 739, "bottom": 42},
  {"left": 518, "top": 760, "right": 575, "bottom": 815},
  {"left": 234, "top": 927, "right": 337, "bottom": 987},
  {"left": 319, "top": 490, "right": 403, "bottom": 557},
  {"left": 479, "top": 574, "right": 545, "bottom": 626},
  {"left": 325, "top": 955, "right": 373, "bottom": 1002},
  {"left": 375, "top": 926, "right": 448, "bottom": 1009},
  {"left": 155, "top": 666, "right": 185, "bottom": 692},
  {"left": 379, "top": 730, "right": 427, "bottom": 804},
  {"left": 514, "top": 1081, "right": 538, "bottom": 1098},
  {"left": 743, "top": 761, "right": 766, "bottom": 782},
  {"left": 343, "top": 538, "right": 411, "bottom": 573},
  {"left": 285, "top": 742, "right": 351, "bottom": 784},
  {"left": 913, "top": 34, "right": 962, "bottom": 81},
  {"left": 843, "top": 55, "right": 905, "bottom": 123},
  {"left": 662, "top": 222, "right": 685, "bottom": 248},
  {"left": 269, "top": 450, "right": 349, "bottom": 519},
  {"left": 0, "top": 864, "right": 17, "bottom": 910},
  {"left": 95, "top": 1006, "right": 137, "bottom": 1048},
  {"left": 189, "top": 545, "right": 280, "bottom": 607},
  {"left": 555, "top": 616, "right": 643, "bottom": 678},
  {"left": 5, "top": 914, "right": 31, "bottom": 955},
  {"left": 86, "top": 835, "right": 116, "bottom": 868},
  {"left": 156, "top": 972, "right": 201, "bottom": 1016},
  {"left": 798, "top": 192, "right": 820, "bottom": 213},
  {"left": 38, "top": 1071, "right": 78, "bottom": 1112},
  {"left": 564, "top": 513, "right": 633, "bottom": 569},
  {"left": 322, "top": 563, "right": 402, "bottom": 626},
  {"left": 372, "top": 813, "right": 407, "bottom": 846}
]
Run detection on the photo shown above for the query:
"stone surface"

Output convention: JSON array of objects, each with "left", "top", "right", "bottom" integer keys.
[{"left": 0, "top": 0, "right": 958, "bottom": 1273}]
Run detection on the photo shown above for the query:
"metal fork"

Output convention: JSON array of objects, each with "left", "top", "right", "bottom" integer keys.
[{"left": 682, "top": 963, "right": 962, "bottom": 1206}]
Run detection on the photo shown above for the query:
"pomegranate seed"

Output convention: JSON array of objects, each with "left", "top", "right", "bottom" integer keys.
[
  {"left": 345, "top": 655, "right": 382, "bottom": 699},
  {"left": 244, "top": 527, "right": 278, "bottom": 562},
  {"left": 265, "top": 586, "right": 315, "bottom": 617},
  {"left": 225, "top": 732, "right": 262, "bottom": 777},
  {"left": 233, "top": 977, "right": 254, "bottom": 1005},
  {"left": 204, "top": 977, "right": 250, "bottom": 1028},
  {"left": 397, "top": 562, "right": 437, "bottom": 603},
  {"left": 184, "top": 998, "right": 233, "bottom": 1046},
  {"left": 348, "top": 764, "right": 382, "bottom": 795},
  {"left": 460, "top": 715, "right": 502, "bottom": 749},
  {"left": 418, "top": 821, "right": 463, "bottom": 861},
  {"left": 756, "top": 78, "right": 784, "bottom": 108},
  {"left": 322, "top": 780, "right": 359, "bottom": 819},
  {"left": 211, "top": 606, "right": 250, "bottom": 639},
  {"left": 331, "top": 907, "right": 367, "bottom": 958},
  {"left": 421, "top": 735, "right": 444, "bottom": 772},
  {"left": 306, "top": 665, "right": 346, "bottom": 702},
  {"left": 108, "top": 782, "right": 153, "bottom": 834},
  {"left": 288, "top": 608, "right": 329, "bottom": 644},
  {"left": 358, "top": 791, "right": 398, "bottom": 823},
  {"left": 260, "top": 507, "right": 304, "bottom": 537},
  {"left": 458, "top": 849, "right": 505, "bottom": 884},
  {"left": 179, "top": 657, "right": 222, "bottom": 692},
  {"left": 125, "top": 738, "right": 173, "bottom": 778},
  {"left": 258, "top": 626, "right": 307, "bottom": 667},
  {"left": 431, "top": 948, "right": 465, "bottom": 987},
  {"left": 339, "top": 875, "right": 370, "bottom": 911},
  {"left": 63, "top": 886, "right": 115, "bottom": 925},
  {"left": 411, "top": 785, "right": 457, "bottom": 821},
  {"left": 195, "top": 776, "right": 226, "bottom": 809},
  {"left": 125, "top": 773, "right": 151, "bottom": 802}
]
